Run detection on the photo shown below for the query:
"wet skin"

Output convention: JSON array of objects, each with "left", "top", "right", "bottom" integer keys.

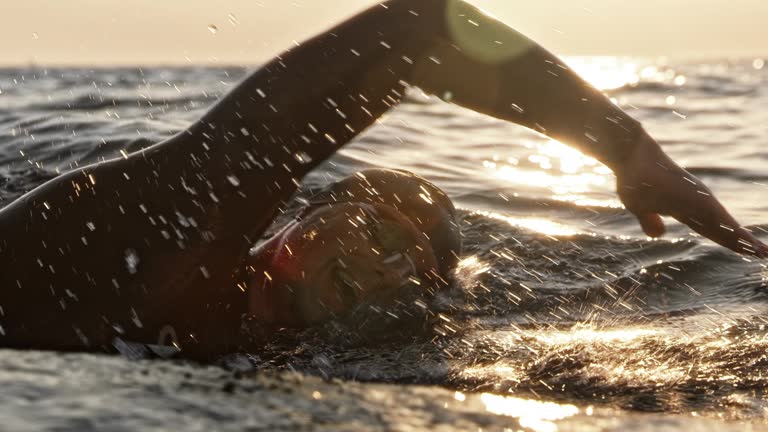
[{"left": 0, "top": 0, "right": 763, "bottom": 358}]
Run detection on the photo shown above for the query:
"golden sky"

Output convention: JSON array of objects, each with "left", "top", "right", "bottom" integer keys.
[{"left": 3, "top": 0, "right": 767, "bottom": 65}]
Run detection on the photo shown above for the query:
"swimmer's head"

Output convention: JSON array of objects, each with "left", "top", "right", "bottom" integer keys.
[
  {"left": 319, "top": 169, "right": 461, "bottom": 275},
  {"left": 247, "top": 202, "right": 439, "bottom": 327}
]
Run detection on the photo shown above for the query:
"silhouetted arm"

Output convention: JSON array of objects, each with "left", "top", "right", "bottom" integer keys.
[{"left": 190, "top": 0, "right": 764, "bottom": 255}]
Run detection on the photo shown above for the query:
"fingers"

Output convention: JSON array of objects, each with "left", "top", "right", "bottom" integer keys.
[
  {"left": 672, "top": 196, "right": 768, "bottom": 258},
  {"left": 738, "top": 228, "right": 768, "bottom": 258},
  {"left": 622, "top": 175, "right": 767, "bottom": 257},
  {"left": 756, "top": 239, "right": 768, "bottom": 258},
  {"left": 615, "top": 139, "right": 766, "bottom": 258},
  {"left": 636, "top": 212, "right": 665, "bottom": 238}
]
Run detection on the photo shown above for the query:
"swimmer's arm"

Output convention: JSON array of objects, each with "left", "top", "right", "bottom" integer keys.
[
  {"left": 181, "top": 0, "right": 765, "bottom": 256},
  {"left": 401, "top": 0, "right": 767, "bottom": 256},
  {"left": 404, "top": 0, "right": 639, "bottom": 171}
]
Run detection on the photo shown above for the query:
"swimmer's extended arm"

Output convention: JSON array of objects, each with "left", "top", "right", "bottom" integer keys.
[
  {"left": 194, "top": 0, "right": 764, "bottom": 256},
  {"left": 407, "top": 0, "right": 766, "bottom": 256},
  {"left": 397, "top": 0, "right": 768, "bottom": 256}
]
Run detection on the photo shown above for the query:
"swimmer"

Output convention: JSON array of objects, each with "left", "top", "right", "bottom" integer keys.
[
  {"left": 248, "top": 168, "right": 460, "bottom": 327},
  {"left": 0, "top": 0, "right": 765, "bottom": 358}
]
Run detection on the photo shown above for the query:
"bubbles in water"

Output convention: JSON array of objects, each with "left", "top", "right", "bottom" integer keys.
[{"left": 207, "top": 24, "right": 219, "bottom": 35}]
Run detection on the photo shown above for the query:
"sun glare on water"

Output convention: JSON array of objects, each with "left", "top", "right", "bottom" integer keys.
[
  {"left": 475, "top": 210, "right": 582, "bottom": 237},
  {"left": 562, "top": 56, "right": 642, "bottom": 91},
  {"left": 480, "top": 57, "right": 684, "bottom": 211},
  {"left": 480, "top": 393, "right": 579, "bottom": 432},
  {"left": 455, "top": 255, "right": 490, "bottom": 275},
  {"left": 534, "top": 327, "right": 660, "bottom": 345},
  {"left": 483, "top": 138, "right": 622, "bottom": 209}
]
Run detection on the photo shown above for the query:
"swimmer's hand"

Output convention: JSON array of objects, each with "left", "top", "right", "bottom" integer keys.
[{"left": 616, "top": 133, "right": 768, "bottom": 257}]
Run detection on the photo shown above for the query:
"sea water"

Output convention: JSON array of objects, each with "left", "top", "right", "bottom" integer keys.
[{"left": 1, "top": 57, "right": 767, "bottom": 430}]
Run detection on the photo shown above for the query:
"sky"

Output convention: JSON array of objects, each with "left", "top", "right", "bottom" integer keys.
[{"left": 3, "top": 0, "right": 767, "bottom": 66}]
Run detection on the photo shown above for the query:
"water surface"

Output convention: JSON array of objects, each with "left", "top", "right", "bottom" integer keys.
[{"left": 1, "top": 57, "right": 767, "bottom": 429}]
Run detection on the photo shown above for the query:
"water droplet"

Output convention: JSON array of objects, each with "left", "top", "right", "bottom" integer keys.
[
  {"left": 673, "top": 75, "right": 687, "bottom": 86},
  {"left": 226, "top": 175, "right": 241, "bottom": 187},
  {"left": 665, "top": 95, "right": 676, "bottom": 105},
  {"left": 125, "top": 249, "right": 140, "bottom": 274},
  {"left": 31, "top": 32, "right": 39, "bottom": 40},
  {"left": 207, "top": 24, "right": 219, "bottom": 35},
  {"left": 293, "top": 151, "right": 312, "bottom": 164},
  {"left": 227, "top": 13, "right": 239, "bottom": 26},
  {"left": 131, "top": 308, "right": 143, "bottom": 328},
  {"left": 176, "top": 211, "right": 190, "bottom": 227},
  {"left": 754, "top": 59, "right": 765, "bottom": 70},
  {"left": 86, "top": 221, "right": 96, "bottom": 231}
]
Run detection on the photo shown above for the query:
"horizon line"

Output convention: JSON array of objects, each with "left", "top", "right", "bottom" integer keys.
[{"left": 1, "top": 52, "right": 766, "bottom": 70}]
